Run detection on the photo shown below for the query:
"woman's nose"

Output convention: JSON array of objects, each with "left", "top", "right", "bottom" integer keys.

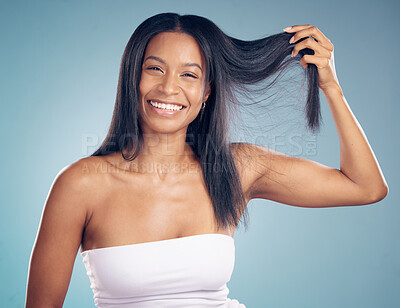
[{"left": 159, "top": 73, "right": 180, "bottom": 95}]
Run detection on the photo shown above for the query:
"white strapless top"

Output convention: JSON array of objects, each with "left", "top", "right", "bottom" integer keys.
[{"left": 81, "top": 233, "right": 246, "bottom": 307}]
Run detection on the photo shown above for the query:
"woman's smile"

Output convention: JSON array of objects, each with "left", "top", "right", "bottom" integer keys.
[{"left": 147, "top": 99, "right": 186, "bottom": 116}]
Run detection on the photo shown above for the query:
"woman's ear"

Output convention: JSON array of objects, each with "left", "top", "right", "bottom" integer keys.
[{"left": 203, "top": 83, "right": 211, "bottom": 102}]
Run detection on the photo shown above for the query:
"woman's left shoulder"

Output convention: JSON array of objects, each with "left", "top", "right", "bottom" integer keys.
[
  {"left": 228, "top": 142, "right": 276, "bottom": 194},
  {"left": 229, "top": 142, "right": 277, "bottom": 163}
]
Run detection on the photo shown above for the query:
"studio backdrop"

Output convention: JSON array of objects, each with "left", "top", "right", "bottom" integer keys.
[{"left": 0, "top": 0, "right": 398, "bottom": 307}]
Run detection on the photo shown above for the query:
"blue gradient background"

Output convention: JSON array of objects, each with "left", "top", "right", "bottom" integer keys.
[{"left": 1, "top": 0, "right": 399, "bottom": 307}]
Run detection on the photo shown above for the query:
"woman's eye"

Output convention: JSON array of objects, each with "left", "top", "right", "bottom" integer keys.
[
  {"left": 147, "top": 67, "right": 162, "bottom": 72},
  {"left": 183, "top": 73, "right": 198, "bottom": 79}
]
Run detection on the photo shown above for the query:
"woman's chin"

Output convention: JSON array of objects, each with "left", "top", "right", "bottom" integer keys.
[{"left": 141, "top": 122, "right": 189, "bottom": 136}]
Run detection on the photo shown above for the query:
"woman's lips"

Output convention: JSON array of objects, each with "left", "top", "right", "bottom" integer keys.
[{"left": 147, "top": 100, "right": 185, "bottom": 116}]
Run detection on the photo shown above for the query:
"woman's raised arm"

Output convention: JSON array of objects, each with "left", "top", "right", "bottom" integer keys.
[
  {"left": 25, "top": 161, "right": 92, "bottom": 308},
  {"left": 231, "top": 25, "right": 388, "bottom": 208}
]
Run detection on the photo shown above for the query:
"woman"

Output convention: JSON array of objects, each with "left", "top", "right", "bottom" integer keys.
[{"left": 25, "top": 13, "right": 388, "bottom": 308}]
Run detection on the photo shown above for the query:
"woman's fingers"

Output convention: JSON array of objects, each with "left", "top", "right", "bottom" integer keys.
[
  {"left": 291, "top": 37, "right": 331, "bottom": 58},
  {"left": 284, "top": 25, "right": 334, "bottom": 51},
  {"left": 283, "top": 24, "right": 311, "bottom": 32},
  {"left": 299, "top": 54, "right": 330, "bottom": 69}
]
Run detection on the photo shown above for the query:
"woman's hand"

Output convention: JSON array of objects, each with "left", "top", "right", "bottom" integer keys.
[{"left": 284, "top": 25, "right": 339, "bottom": 93}]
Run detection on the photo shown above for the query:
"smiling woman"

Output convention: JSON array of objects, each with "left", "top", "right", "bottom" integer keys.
[{"left": 25, "top": 12, "right": 388, "bottom": 308}]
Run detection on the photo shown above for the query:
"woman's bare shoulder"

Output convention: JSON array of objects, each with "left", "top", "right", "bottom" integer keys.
[
  {"left": 52, "top": 156, "right": 112, "bottom": 199},
  {"left": 57, "top": 155, "right": 104, "bottom": 179},
  {"left": 229, "top": 142, "right": 289, "bottom": 193}
]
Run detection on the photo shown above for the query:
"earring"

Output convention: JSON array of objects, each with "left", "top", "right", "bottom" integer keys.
[{"left": 199, "top": 101, "right": 206, "bottom": 122}]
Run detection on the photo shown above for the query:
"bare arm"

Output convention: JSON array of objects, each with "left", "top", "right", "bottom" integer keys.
[
  {"left": 234, "top": 80, "right": 388, "bottom": 207},
  {"left": 233, "top": 140, "right": 387, "bottom": 207},
  {"left": 231, "top": 25, "right": 388, "bottom": 208},
  {"left": 25, "top": 161, "right": 91, "bottom": 307}
]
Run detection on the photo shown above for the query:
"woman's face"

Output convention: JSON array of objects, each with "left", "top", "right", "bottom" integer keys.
[{"left": 139, "top": 32, "right": 210, "bottom": 135}]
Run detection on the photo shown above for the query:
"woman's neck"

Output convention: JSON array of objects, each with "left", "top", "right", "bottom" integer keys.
[{"left": 114, "top": 131, "right": 199, "bottom": 180}]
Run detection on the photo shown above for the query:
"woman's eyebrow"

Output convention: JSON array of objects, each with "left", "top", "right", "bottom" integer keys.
[{"left": 144, "top": 55, "right": 203, "bottom": 72}]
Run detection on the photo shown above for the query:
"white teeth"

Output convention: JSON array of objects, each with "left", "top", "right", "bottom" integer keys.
[{"left": 149, "top": 100, "right": 183, "bottom": 111}]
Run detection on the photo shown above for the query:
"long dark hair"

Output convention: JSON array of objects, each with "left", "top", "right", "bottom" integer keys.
[{"left": 91, "top": 13, "right": 320, "bottom": 231}]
